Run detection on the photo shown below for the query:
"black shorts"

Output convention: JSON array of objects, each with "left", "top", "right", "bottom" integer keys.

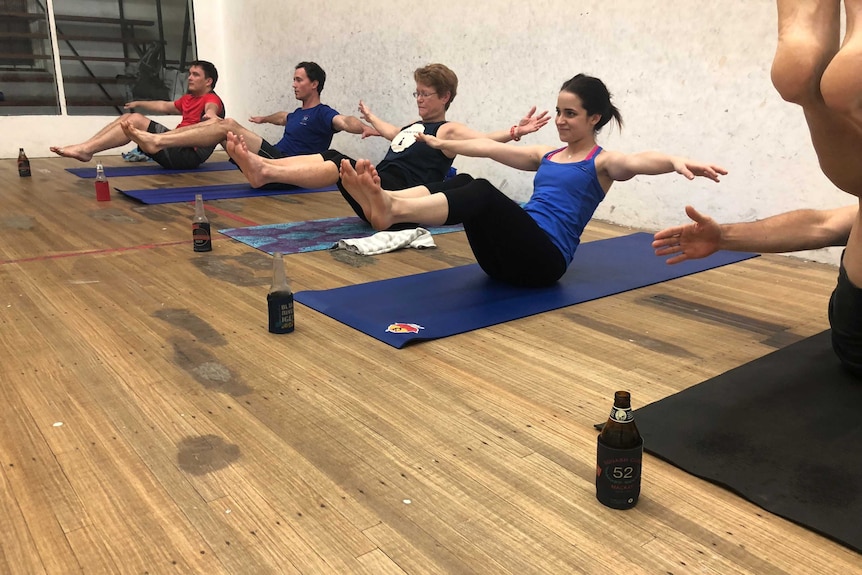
[
  {"left": 145, "top": 121, "right": 214, "bottom": 169},
  {"left": 257, "top": 139, "right": 287, "bottom": 160},
  {"left": 828, "top": 251, "right": 862, "bottom": 377}
]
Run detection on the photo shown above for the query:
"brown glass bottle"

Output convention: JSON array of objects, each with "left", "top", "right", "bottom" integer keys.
[
  {"left": 267, "top": 252, "right": 294, "bottom": 334},
  {"left": 596, "top": 390, "right": 643, "bottom": 509},
  {"left": 192, "top": 194, "right": 212, "bottom": 252},
  {"left": 17, "top": 148, "right": 31, "bottom": 177}
]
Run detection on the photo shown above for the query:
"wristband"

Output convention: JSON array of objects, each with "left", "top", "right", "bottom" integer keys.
[{"left": 510, "top": 125, "right": 521, "bottom": 142}]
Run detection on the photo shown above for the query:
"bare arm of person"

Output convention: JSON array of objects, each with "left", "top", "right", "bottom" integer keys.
[
  {"left": 652, "top": 204, "right": 856, "bottom": 264},
  {"left": 332, "top": 114, "right": 370, "bottom": 135},
  {"left": 417, "top": 133, "right": 549, "bottom": 172},
  {"left": 202, "top": 102, "right": 221, "bottom": 121},
  {"left": 124, "top": 100, "right": 178, "bottom": 115},
  {"left": 441, "top": 106, "right": 550, "bottom": 143},
  {"left": 598, "top": 150, "right": 727, "bottom": 183},
  {"left": 358, "top": 101, "right": 400, "bottom": 140},
  {"left": 248, "top": 111, "right": 289, "bottom": 125}
]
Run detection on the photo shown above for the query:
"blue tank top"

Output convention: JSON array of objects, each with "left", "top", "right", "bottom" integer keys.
[
  {"left": 523, "top": 146, "right": 605, "bottom": 264},
  {"left": 275, "top": 104, "right": 339, "bottom": 156},
  {"left": 377, "top": 121, "right": 453, "bottom": 186}
]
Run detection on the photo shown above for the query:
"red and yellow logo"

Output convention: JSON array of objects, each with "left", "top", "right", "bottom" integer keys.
[{"left": 385, "top": 323, "right": 424, "bottom": 334}]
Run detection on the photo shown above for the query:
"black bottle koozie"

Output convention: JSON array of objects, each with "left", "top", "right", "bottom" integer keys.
[{"left": 596, "top": 438, "right": 643, "bottom": 509}]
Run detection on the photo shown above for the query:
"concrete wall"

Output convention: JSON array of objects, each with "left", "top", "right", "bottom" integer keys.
[{"left": 3, "top": 0, "right": 850, "bottom": 265}]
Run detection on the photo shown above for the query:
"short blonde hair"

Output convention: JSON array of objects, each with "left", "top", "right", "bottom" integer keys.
[{"left": 414, "top": 63, "right": 458, "bottom": 110}]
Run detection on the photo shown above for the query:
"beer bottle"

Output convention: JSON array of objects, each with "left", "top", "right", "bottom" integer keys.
[
  {"left": 596, "top": 390, "right": 643, "bottom": 509},
  {"left": 95, "top": 161, "right": 111, "bottom": 201},
  {"left": 192, "top": 193, "right": 212, "bottom": 252},
  {"left": 267, "top": 252, "right": 295, "bottom": 334},
  {"left": 17, "top": 148, "right": 31, "bottom": 177}
]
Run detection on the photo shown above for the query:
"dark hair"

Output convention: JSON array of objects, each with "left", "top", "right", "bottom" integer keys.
[
  {"left": 414, "top": 63, "right": 458, "bottom": 110},
  {"left": 296, "top": 61, "right": 327, "bottom": 94},
  {"left": 560, "top": 74, "right": 622, "bottom": 132},
  {"left": 189, "top": 60, "right": 218, "bottom": 89}
]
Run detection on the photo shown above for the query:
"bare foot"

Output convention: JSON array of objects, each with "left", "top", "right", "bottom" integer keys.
[
  {"left": 225, "top": 131, "right": 271, "bottom": 188},
  {"left": 339, "top": 159, "right": 394, "bottom": 230},
  {"left": 49, "top": 145, "right": 92, "bottom": 162},
  {"left": 121, "top": 121, "right": 162, "bottom": 155}
]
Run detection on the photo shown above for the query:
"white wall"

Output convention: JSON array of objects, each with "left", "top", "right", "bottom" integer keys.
[{"left": 3, "top": 0, "right": 850, "bottom": 265}]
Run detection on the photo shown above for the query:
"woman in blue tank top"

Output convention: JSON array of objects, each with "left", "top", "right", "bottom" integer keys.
[{"left": 339, "top": 74, "right": 727, "bottom": 287}]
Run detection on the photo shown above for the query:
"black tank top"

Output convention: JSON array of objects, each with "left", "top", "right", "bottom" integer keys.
[{"left": 377, "top": 121, "right": 453, "bottom": 187}]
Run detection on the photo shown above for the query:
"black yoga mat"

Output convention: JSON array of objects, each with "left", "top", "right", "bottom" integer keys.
[{"left": 634, "top": 330, "right": 862, "bottom": 553}]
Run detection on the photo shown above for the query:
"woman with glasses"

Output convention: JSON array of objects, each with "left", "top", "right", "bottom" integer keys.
[
  {"left": 227, "top": 63, "right": 548, "bottom": 228},
  {"left": 337, "top": 74, "right": 725, "bottom": 287}
]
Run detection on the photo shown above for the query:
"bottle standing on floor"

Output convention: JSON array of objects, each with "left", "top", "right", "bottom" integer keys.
[
  {"left": 192, "top": 193, "right": 212, "bottom": 252},
  {"left": 95, "top": 161, "right": 111, "bottom": 201},
  {"left": 267, "top": 252, "right": 295, "bottom": 334},
  {"left": 17, "top": 148, "right": 31, "bottom": 177},
  {"left": 596, "top": 390, "right": 643, "bottom": 509}
]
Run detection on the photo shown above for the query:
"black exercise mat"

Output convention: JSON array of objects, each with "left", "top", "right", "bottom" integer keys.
[{"left": 634, "top": 330, "right": 862, "bottom": 553}]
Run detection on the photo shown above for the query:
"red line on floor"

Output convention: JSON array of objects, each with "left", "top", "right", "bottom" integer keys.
[
  {"left": 0, "top": 238, "right": 215, "bottom": 265},
  {"left": 204, "top": 204, "right": 259, "bottom": 226}
]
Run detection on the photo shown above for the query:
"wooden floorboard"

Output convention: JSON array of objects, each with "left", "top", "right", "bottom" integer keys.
[{"left": 0, "top": 152, "right": 859, "bottom": 574}]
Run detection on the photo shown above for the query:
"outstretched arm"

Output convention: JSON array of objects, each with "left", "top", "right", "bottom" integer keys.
[
  {"left": 248, "top": 111, "right": 288, "bottom": 126},
  {"left": 332, "top": 114, "right": 371, "bottom": 135},
  {"left": 417, "top": 133, "right": 548, "bottom": 171},
  {"left": 125, "top": 100, "right": 178, "bottom": 115},
  {"left": 358, "top": 101, "right": 400, "bottom": 140},
  {"left": 202, "top": 102, "right": 221, "bottom": 121},
  {"left": 599, "top": 150, "right": 727, "bottom": 183},
  {"left": 652, "top": 204, "right": 856, "bottom": 264},
  {"left": 443, "top": 106, "right": 550, "bottom": 143}
]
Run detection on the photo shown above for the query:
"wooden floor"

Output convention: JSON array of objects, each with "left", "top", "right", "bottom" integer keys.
[{"left": 1, "top": 152, "right": 858, "bottom": 574}]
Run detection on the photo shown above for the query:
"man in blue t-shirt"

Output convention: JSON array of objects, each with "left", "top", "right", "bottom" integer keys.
[{"left": 122, "top": 61, "right": 370, "bottom": 162}]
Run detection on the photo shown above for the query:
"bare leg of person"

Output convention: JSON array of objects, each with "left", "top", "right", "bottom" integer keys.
[
  {"left": 224, "top": 131, "right": 338, "bottom": 189},
  {"left": 339, "top": 159, "right": 449, "bottom": 230},
  {"left": 122, "top": 118, "right": 265, "bottom": 156},
  {"left": 50, "top": 113, "right": 151, "bottom": 162},
  {"left": 772, "top": 0, "right": 862, "bottom": 193}
]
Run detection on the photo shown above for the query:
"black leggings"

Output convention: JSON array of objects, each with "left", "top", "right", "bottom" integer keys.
[
  {"left": 440, "top": 175, "right": 567, "bottom": 287},
  {"left": 324, "top": 149, "right": 465, "bottom": 231},
  {"left": 828, "top": 252, "right": 862, "bottom": 377}
]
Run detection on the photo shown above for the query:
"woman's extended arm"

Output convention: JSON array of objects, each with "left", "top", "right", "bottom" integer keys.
[
  {"left": 358, "top": 101, "right": 400, "bottom": 140},
  {"left": 441, "top": 106, "right": 550, "bottom": 143},
  {"left": 417, "top": 133, "right": 548, "bottom": 171},
  {"left": 598, "top": 150, "right": 726, "bottom": 183}
]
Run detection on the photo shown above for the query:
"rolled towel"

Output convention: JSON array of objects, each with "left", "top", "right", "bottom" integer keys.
[{"left": 333, "top": 227, "right": 436, "bottom": 255}]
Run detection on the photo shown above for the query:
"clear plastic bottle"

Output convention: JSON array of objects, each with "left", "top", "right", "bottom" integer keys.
[
  {"left": 596, "top": 390, "right": 643, "bottom": 509},
  {"left": 267, "top": 252, "right": 294, "bottom": 333},
  {"left": 192, "top": 193, "right": 212, "bottom": 252},
  {"left": 95, "top": 161, "right": 111, "bottom": 201}
]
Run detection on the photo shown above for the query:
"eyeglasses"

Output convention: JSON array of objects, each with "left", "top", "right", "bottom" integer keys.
[{"left": 412, "top": 91, "right": 437, "bottom": 99}]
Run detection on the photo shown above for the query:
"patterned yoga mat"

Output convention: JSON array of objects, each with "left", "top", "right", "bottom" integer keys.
[{"left": 219, "top": 215, "right": 464, "bottom": 255}]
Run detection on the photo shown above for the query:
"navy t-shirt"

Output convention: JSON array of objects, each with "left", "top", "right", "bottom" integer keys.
[{"left": 275, "top": 104, "right": 340, "bottom": 156}]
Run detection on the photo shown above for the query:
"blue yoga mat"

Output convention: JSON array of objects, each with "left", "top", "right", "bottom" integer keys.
[
  {"left": 66, "top": 161, "right": 238, "bottom": 178},
  {"left": 294, "top": 232, "right": 758, "bottom": 348},
  {"left": 115, "top": 183, "right": 337, "bottom": 204}
]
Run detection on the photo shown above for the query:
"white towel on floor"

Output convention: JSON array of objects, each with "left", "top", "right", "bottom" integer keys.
[{"left": 333, "top": 228, "right": 436, "bottom": 255}]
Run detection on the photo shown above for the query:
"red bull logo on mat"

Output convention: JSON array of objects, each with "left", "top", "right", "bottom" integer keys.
[{"left": 385, "top": 322, "right": 424, "bottom": 334}]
